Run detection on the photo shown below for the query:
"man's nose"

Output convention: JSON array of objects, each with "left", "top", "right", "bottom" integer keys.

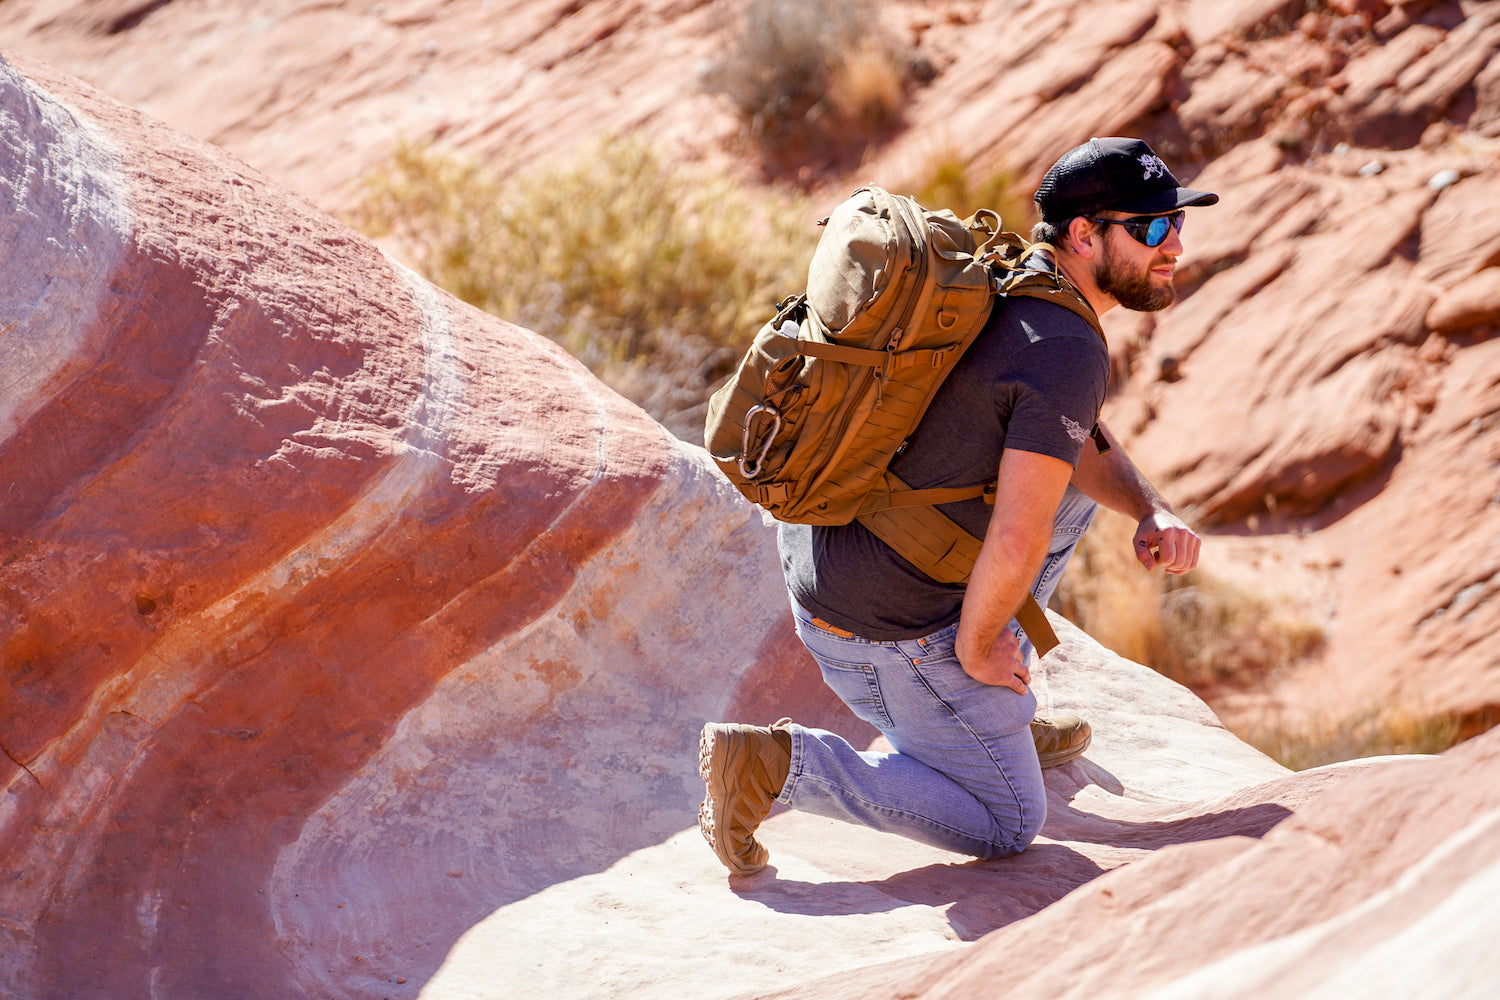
[{"left": 1161, "top": 223, "right": 1184, "bottom": 257}]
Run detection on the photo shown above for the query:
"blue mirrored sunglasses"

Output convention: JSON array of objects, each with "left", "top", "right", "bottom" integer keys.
[{"left": 1088, "top": 210, "right": 1185, "bottom": 248}]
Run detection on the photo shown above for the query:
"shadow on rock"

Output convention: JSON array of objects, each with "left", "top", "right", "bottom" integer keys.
[{"left": 730, "top": 842, "right": 1110, "bottom": 941}]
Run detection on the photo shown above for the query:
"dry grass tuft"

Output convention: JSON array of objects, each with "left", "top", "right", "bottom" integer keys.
[
  {"left": 1054, "top": 510, "right": 1477, "bottom": 769},
  {"left": 349, "top": 134, "right": 819, "bottom": 437},
  {"left": 1151, "top": 579, "right": 1328, "bottom": 690},
  {"left": 826, "top": 37, "right": 908, "bottom": 131},
  {"left": 701, "top": 0, "right": 912, "bottom": 169},
  {"left": 1238, "top": 704, "right": 1462, "bottom": 771},
  {"left": 1053, "top": 510, "right": 1326, "bottom": 691}
]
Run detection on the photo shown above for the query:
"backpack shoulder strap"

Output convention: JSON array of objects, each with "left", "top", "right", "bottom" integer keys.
[{"left": 985, "top": 241, "right": 1106, "bottom": 345}]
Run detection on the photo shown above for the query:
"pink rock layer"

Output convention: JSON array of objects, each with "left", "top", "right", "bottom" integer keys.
[{"left": 0, "top": 54, "right": 832, "bottom": 998}]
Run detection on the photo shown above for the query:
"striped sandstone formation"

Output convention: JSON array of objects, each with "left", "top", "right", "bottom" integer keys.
[
  {"left": 0, "top": 53, "right": 823, "bottom": 998},
  {"left": 4, "top": 2, "right": 1500, "bottom": 996},
  {"left": 1, "top": 0, "right": 1494, "bottom": 737}
]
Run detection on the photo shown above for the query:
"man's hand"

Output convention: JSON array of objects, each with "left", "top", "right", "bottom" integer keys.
[
  {"left": 1134, "top": 509, "right": 1200, "bottom": 574},
  {"left": 961, "top": 627, "right": 1030, "bottom": 693},
  {"left": 956, "top": 449, "right": 1073, "bottom": 695},
  {"left": 1073, "top": 420, "right": 1200, "bottom": 575}
]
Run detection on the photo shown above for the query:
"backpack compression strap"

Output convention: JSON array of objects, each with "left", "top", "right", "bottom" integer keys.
[
  {"left": 996, "top": 250, "right": 1107, "bottom": 342},
  {"left": 804, "top": 246, "right": 1093, "bottom": 659},
  {"left": 793, "top": 339, "right": 968, "bottom": 376},
  {"left": 856, "top": 471, "right": 1060, "bottom": 656}
]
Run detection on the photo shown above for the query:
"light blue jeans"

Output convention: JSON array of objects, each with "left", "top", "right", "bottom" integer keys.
[{"left": 779, "top": 486, "right": 1097, "bottom": 859}]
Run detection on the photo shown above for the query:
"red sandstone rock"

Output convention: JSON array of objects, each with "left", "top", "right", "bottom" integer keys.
[
  {"left": 765, "top": 727, "right": 1500, "bottom": 1000},
  {"left": 4, "top": 2, "right": 1500, "bottom": 997},
  {"left": 0, "top": 0, "right": 748, "bottom": 211},
  {"left": 0, "top": 52, "right": 830, "bottom": 999}
]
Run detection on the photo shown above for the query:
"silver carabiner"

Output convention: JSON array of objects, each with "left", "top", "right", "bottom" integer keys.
[{"left": 739, "top": 404, "right": 781, "bottom": 479}]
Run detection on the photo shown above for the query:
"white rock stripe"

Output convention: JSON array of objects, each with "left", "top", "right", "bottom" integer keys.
[{"left": 0, "top": 54, "right": 130, "bottom": 446}]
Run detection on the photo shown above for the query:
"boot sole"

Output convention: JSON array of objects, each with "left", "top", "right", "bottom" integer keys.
[{"left": 698, "top": 724, "right": 769, "bottom": 876}]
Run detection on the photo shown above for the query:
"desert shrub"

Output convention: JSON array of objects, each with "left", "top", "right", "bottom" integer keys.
[
  {"left": 1047, "top": 510, "right": 1474, "bottom": 769},
  {"left": 1240, "top": 704, "right": 1463, "bottom": 771},
  {"left": 1149, "top": 577, "right": 1327, "bottom": 689},
  {"left": 350, "top": 135, "right": 818, "bottom": 436},
  {"left": 702, "top": 0, "right": 911, "bottom": 158},
  {"left": 825, "top": 36, "right": 909, "bottom": 130},
  {"left": 1049, "top": 509, "right": 1164, "bottom": 666},
  {"left": 1052, "top": 510, "right": 1326, "bottom": 691}
]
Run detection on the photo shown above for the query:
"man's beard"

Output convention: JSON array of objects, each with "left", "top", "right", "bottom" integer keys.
[{"left": 1096, "top": 239, "right": 1176, "bottom": 312}]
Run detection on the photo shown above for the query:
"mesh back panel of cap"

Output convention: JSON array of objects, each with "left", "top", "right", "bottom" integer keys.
[{"left": 1037, "top": 142, "right": 1107, "bottom": 219}]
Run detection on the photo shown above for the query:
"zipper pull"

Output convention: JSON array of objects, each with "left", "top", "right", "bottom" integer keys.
[{"left": 875, "top": 326, "right": 904, "bottom": 408}]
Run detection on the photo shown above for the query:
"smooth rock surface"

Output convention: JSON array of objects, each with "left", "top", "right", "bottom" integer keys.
[
  {"left": 3, "top": 0, "right": 1494, "bottom": 735},
  {"left": 0, "top": 52, "right": 818, "bottom": 999},
  {"left": 4, "top": 3, "right": 1500, "bottom": 998},
  {"left": 762, "top": 727, "right": 1500, "bottom": 1000}
]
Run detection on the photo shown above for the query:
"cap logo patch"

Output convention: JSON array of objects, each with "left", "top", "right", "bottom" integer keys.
[{"left": 1138, "top": 154, "right": 1166, "bottom": 180}]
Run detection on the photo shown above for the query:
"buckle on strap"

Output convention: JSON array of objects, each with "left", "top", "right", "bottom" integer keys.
[
  {"left": 1090, "top": 422, "right": 1112, "bottom": 455},
  {"left": 754, "top": 482, "right": 793, "bottom": 505}
]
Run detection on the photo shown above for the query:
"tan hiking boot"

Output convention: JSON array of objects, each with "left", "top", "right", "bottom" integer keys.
[
  {"left": 1032, "top": 714, "right": 1091, "bottom": 768},
  {"left": 698, "top": 720, "right": 792, "bottom": 877}
]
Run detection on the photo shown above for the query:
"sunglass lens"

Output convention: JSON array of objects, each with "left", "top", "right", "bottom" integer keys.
[
  {"left": 1144, "top": 212, "right": 1185, "bottom": 247},
  {"left": 1146, "top": 216, "right": 1169, "bottom": 246}
]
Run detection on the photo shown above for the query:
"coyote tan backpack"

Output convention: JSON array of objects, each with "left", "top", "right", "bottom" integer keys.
[{"left": 704, "top": 186, "right": 1102, "bottom": 654}]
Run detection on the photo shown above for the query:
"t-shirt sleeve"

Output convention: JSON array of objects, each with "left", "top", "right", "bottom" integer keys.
[{"left": 997, "top": 334, "right": 1109, "bottom": 466}]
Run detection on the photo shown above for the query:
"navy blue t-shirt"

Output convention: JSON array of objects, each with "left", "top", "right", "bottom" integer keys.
[{"left": 778, "top": 293, "right": 1109, "bottom": 640}]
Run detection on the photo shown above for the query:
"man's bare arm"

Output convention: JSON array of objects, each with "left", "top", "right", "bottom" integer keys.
[
  {"left": 1071, "top": 419, "right": 1200, "bottom": 574},
  {"left": 955, "top": 448, "right": 1075, "bottom": 692}
]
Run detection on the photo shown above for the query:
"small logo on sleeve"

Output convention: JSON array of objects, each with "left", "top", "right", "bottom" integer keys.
[{"left": 1060, "top": 414, "right": 1089, "bottom": 444}]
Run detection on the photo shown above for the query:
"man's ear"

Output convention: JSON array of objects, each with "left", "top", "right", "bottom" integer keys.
[{"left": 1065, "top": 216, "right": 1099, "bottom": 258}]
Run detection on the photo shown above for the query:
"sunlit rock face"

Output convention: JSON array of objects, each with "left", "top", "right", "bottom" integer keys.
[
  {"left": 2, "top": 0, "right": 1493, "bottom": 732},
  {"left": 767, "top": 726, "right": 1500, "bottom": 1000},
  {"left": 3, "top": 1, "right": 1500, "bottom": 996},
  {"left": 0, "top": 53, "right": 822, "bottom": 999}
]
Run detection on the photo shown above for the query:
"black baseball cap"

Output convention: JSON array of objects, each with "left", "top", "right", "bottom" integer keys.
[{"left": 1035, "top": 137, "right": 1218, "bottom": 222}]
